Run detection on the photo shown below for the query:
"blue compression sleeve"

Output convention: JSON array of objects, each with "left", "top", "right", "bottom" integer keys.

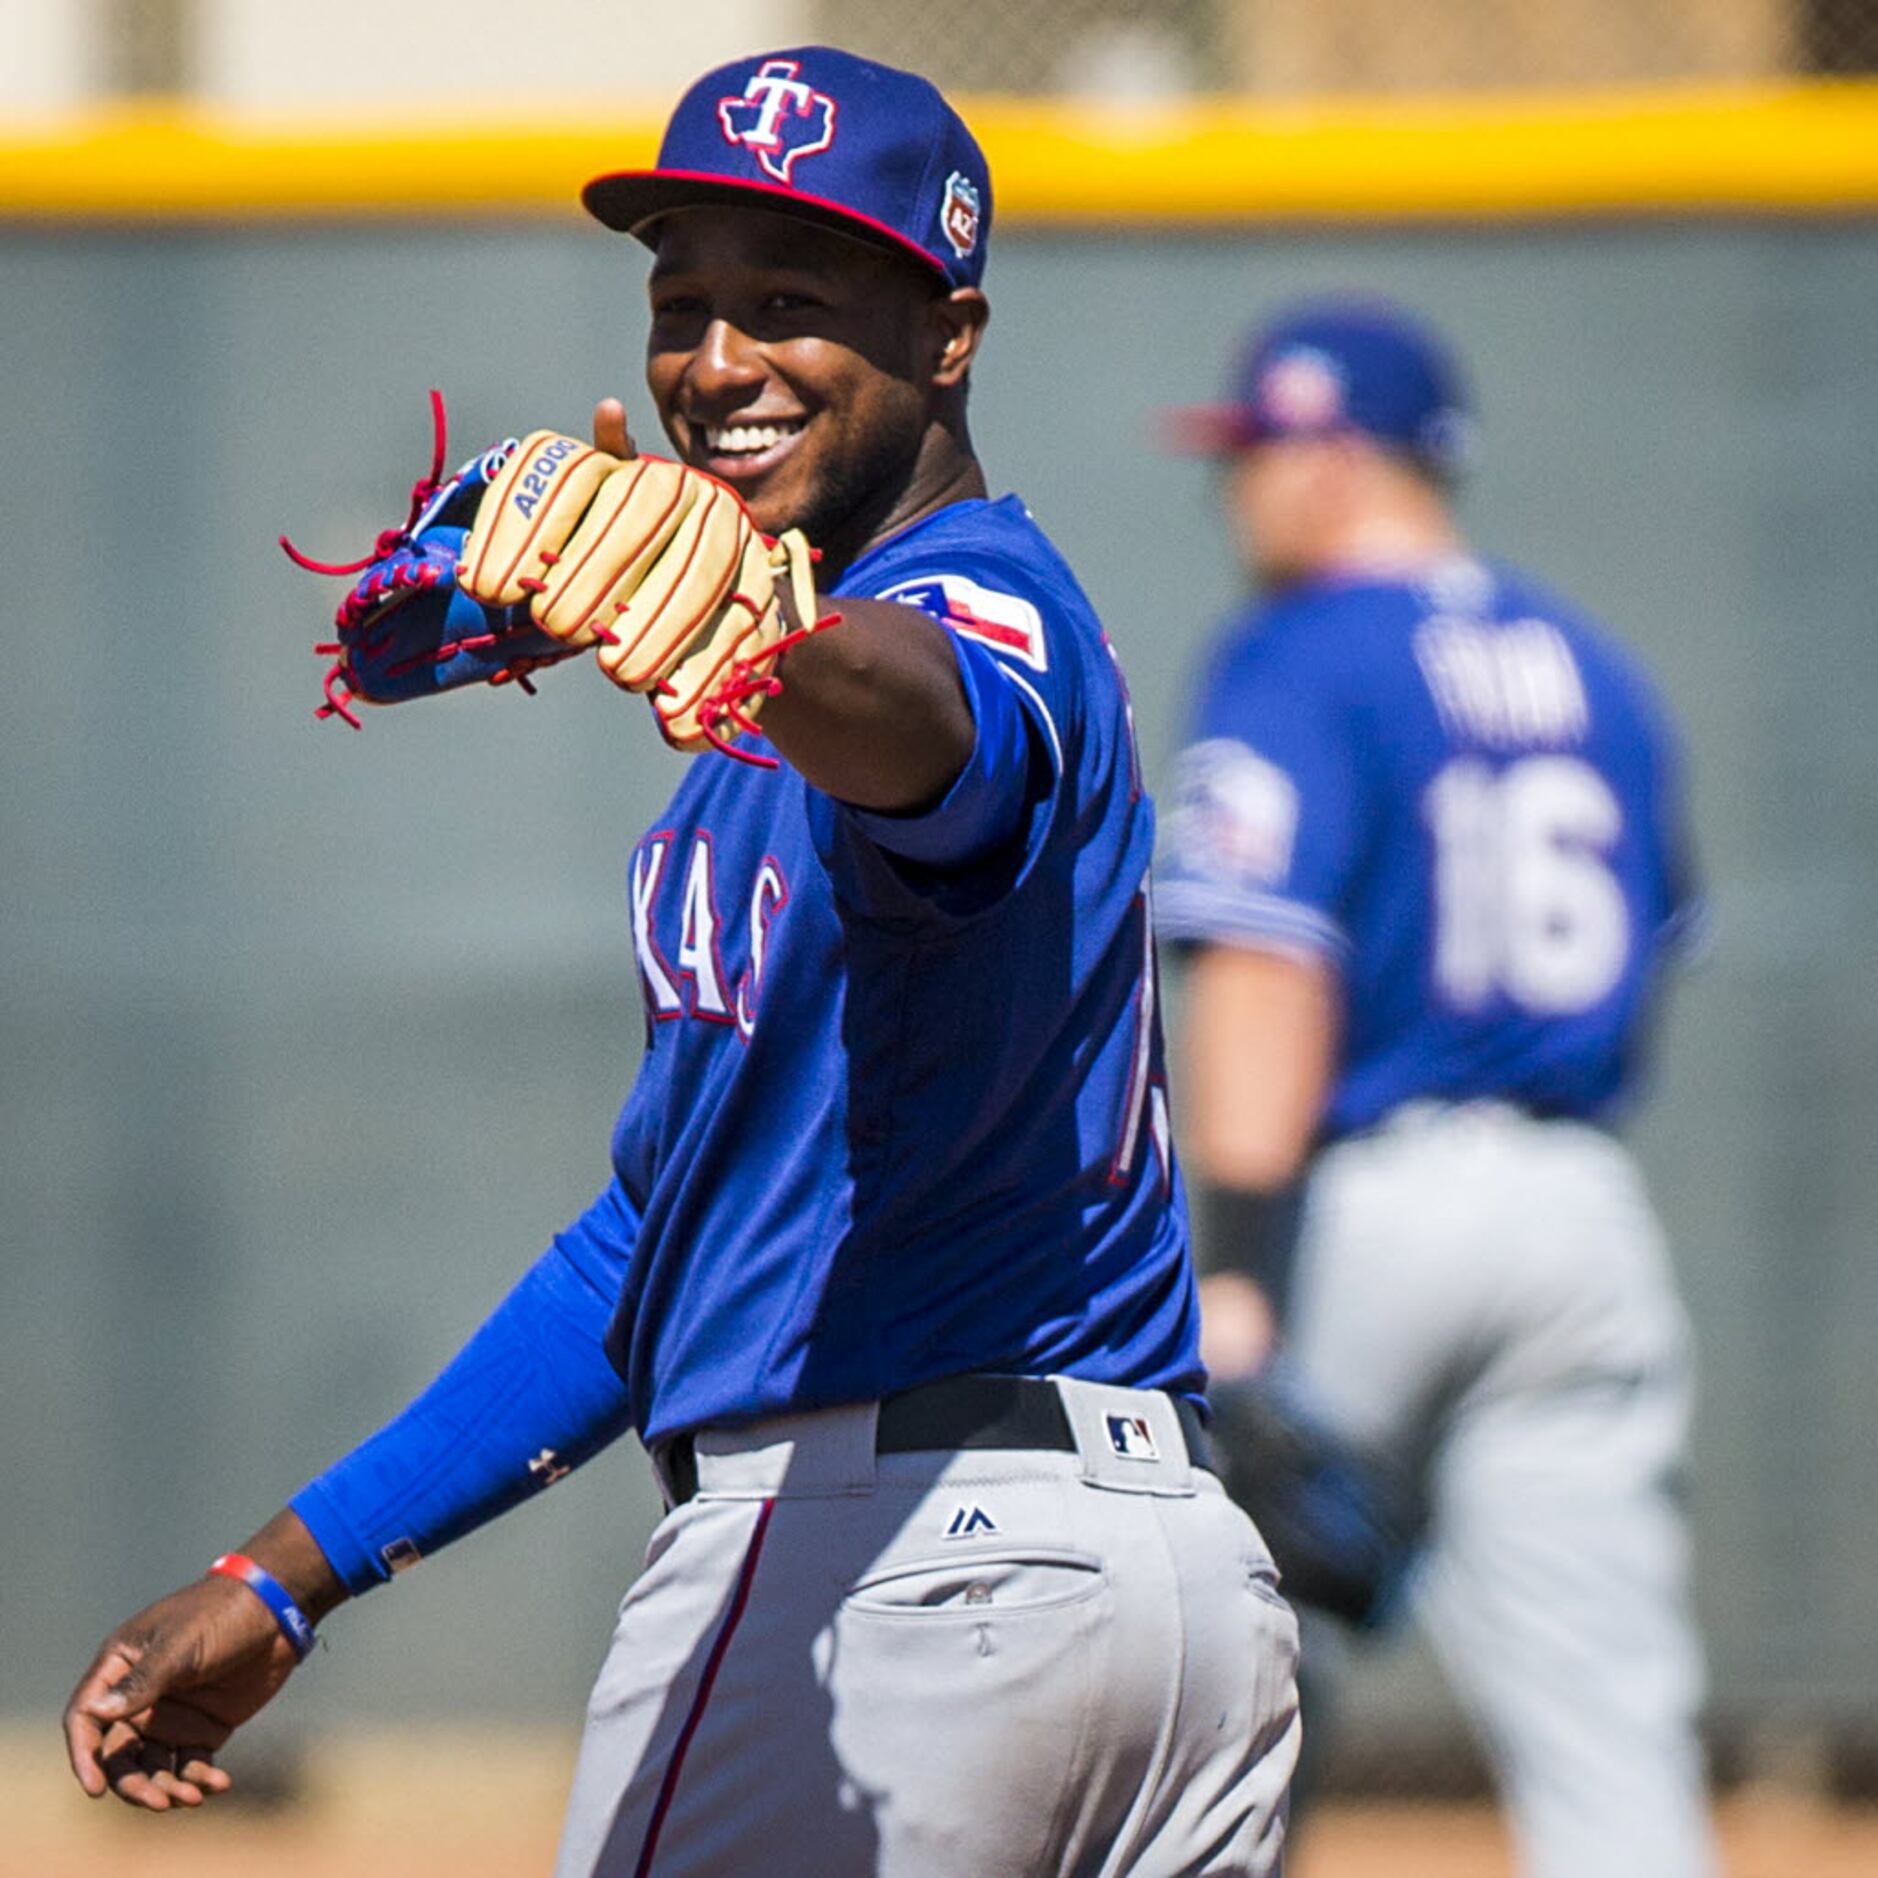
[
  {"left": 845, "top": 633, "right": 1036, "bottom": 868},
  {"left": 290, "top": 1181, "right": 639, "bottom": 1596}
]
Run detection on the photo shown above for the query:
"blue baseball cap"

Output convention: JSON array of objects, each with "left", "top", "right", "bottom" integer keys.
[
  {"left": 1166, "top": 299, "right": 1473, "bottom": 479},
  {"left": 583, "top": 47, "right": 992, "bottom": 291}
]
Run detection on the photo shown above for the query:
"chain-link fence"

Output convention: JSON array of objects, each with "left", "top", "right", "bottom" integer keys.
[
  {"left": 812, "top": 0, "right": 1878, "bottom": 93},
  {"left": 84, "top": 0, "right": 1878, "bottom": 98}
]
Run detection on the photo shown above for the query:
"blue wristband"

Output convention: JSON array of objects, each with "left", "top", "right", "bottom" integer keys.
[{"left": 210, "top": 1552, "right": 318, "bottom": 1661}]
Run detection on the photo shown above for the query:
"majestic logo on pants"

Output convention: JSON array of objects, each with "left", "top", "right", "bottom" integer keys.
[
  {"left": 718, "top": 60, "right": 838, "bottom": 183},
  {"left": 1106, "top": 1413, "right": 1160, "bottom": 1461},
  {"left": 943, "top": 1504, "right": 1000, "bottom": 1538}
]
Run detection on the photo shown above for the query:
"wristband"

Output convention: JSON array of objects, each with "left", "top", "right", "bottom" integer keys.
[
  {"left": 1198, "top": 1183, "right": 1306, "bottom": 1322},
  {"left": 209, "top": 1552, "right": 318, "bottom": 1661}
]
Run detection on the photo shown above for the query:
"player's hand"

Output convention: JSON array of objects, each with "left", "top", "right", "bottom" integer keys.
[
  {"left": 63, "top": 1576, "right": 302, "bottom": 1812},
  {"left": 592, "top": 396, "right": 636, "bottom": 459},
  {"left": 1199, "top": 1271, "right": 1279, "bottom": 1381},
  {"left": 458, "top": 403, "right": 810, "bottom": 754}
]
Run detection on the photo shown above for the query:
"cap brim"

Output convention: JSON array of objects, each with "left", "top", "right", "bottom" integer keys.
[
  {"left": 582, "top": 168, "right": 953, "bottom": 286},
  {"left": 1158, "top": 404, "right": 1264, "bottom": 456}
]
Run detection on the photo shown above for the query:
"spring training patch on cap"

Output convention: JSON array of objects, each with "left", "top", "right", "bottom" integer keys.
[
  {"left": 717, "top": 58, "right": 838, "bottom": 184},
  {"left": 1259, "top": 347, "right": 1346, "bottom": 430},
  {"left": 941, "top": 171, "right": 982, "bottom": 260}
]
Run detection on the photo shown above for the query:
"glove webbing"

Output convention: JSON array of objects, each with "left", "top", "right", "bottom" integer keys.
[{"left": 282, "top": 391, "right": 573, "bottom": 727}]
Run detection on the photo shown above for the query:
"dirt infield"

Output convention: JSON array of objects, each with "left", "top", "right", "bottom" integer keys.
[{"left": 14, "top": 1727, "right": 1878, "bottom": 1876}]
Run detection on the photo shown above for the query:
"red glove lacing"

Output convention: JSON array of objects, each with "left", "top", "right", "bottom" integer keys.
[
  {"left": 283, "top": 391, "right": 557, "bottom": 728},
  {"left": 679, "top": 609, "right": 843, "bottom": 769},
  {"left": 675, "top": 529, "right": 843, "bottom": 769},
  {"left": 280, "top": 388, "right": 450, "bottom": 581}
]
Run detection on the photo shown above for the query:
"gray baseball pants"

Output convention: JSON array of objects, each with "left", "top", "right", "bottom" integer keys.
[
  {"left": 555, "top": 1376, "right": 1300, "bottom": 1877},
  {"left": 1290, "top": 1102, "right": 1716, "bottom": 1878}
]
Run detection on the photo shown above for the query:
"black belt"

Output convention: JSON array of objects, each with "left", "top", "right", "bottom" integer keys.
[{"left": 656, "top": 1373, "right": 1214, "bottom": 1508}]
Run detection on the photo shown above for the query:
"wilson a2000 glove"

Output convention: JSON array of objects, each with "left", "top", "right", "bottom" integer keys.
[{"left": 457, "top": 431, "right": 826, "bottom": 759}]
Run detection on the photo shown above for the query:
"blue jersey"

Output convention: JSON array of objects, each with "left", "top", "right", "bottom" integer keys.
[
  {"left": 584, "top": 495, "right": 1195, "bottom": 1444},
  {"left": 1156, "top": 559, "right": 1698, "bottom": 1141}
]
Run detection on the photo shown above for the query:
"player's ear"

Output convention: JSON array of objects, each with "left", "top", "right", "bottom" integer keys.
[{"left": 928, "top": 288, "right": 989, "bottom": 390}]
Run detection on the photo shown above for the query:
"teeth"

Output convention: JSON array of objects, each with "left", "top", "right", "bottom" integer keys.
[{"left": 705, "top": 421, "right": 803, "bottom": 455}]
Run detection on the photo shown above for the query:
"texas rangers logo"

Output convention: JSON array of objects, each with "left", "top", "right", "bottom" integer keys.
[
  {"left": 941, "top": 171, "right": 982, "bottom": 260},
  {"left": 1106, "top": 1413, "right": 1160, "bottom": 1461},
  {"left": 1258, "top": 345, "right": 1345, "bottom": 431},
  {"left": 718, "top": 59, "right": 837, "bottom": 184}
]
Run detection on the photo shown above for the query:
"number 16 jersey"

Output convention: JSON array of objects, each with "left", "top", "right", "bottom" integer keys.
[{"left": 1155, "top": 558, "right": 1701, "bottom": 1141}]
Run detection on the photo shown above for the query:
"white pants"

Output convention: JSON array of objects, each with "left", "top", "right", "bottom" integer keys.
[
  {"left": 1291, "top": 1103, "right": 1717, "bottom": 1878},
  {"left": 556, "top": 1377, "right": 1300, "bottom": 1877}
]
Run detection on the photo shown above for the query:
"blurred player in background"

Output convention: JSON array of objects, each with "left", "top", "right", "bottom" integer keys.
[
  {"left": 61, "top": 47, "right": 1299, "bottom": 1878},
  {"left": 1155, "top": 299, "right": 1718, "bottom": 1878}
]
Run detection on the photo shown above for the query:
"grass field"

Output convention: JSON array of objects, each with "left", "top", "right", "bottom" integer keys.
[{"left": 13, "top": 1727, "right": 1878, "bottom": 1876}]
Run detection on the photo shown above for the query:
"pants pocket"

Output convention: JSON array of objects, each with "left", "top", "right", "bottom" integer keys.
[
  {"left": 842, "top": 1546, "right": 1106, "bottom": 1618},
  {"left": 828, "top": 1550, "right": 1108, "bottom": 1875}
]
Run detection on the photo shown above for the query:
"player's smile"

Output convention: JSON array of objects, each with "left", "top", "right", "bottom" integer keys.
[
  {"left": 679, "top": 394, "right": 820, "bottom": 514},
  {"left": 699, "top": 416, "right": 807, "bottom": 474}
]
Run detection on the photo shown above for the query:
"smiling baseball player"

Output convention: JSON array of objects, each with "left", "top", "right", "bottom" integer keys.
[
  {"left": 1157, "top": 299, "right": 1716, "bottom": 1877},
  {"left": 62, "top": 48, "right": 1299, "bottom": 1877}
]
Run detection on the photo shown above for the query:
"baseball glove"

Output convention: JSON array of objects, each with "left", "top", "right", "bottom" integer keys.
[
  {"left": 1208, "top": 1362, "right": 1422, "bottom": 1630},
  {"left": 281, "top": 393, "right": 580, "bottom": 728},
  {"left": 457, "top": 431, "right": 829, "bottom": 760}
]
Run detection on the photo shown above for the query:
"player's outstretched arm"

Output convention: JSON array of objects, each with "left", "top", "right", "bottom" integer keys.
[
  {"left": 749, "top": 591, "right": 975, "bottom": 811},
  {"left": 63, "top": 1507, "right": 344, "bottom": 1812}
]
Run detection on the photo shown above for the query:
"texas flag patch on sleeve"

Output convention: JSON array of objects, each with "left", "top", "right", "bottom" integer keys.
[{"left": 878, "top": 574, "right": 1049, "bottom": 672}]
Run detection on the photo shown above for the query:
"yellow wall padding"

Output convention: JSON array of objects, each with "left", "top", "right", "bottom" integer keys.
[{"left": 2, "top": 83, "right": 1875, "bottom": 223}]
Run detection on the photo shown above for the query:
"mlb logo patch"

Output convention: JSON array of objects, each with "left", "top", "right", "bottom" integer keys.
[
  {"left": 718, "top": 59, "right": 837, "bottom": 184},
  {"left": 1106, "top": 1413, "right": 1160, "bottom": 1462}
]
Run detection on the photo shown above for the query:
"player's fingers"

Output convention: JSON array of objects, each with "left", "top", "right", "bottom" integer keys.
[
  {"left": 179, "top": 1751, "right": 231, "bottom": 1794},
  {"left": 592, "top": 398, "right": 638, "bottom": 459},
  {"left": 63, "top": 1703, "right": 109, "bottom": 1798},
  {"left": 147, "top": 1764, "right": 208, "bottom": 1807},
  {"left": 65, "top": 1645, "right": 157, "bottom": 1742},
  {"left": 65, "top": 1642, "right": 154, "bottom": 1789},
  {"left": 88, "top": 1635, "right": 192, "bottom": 1727},
  {"left": 99, "top": 1730, "right": 175, "bottom": 1812}
]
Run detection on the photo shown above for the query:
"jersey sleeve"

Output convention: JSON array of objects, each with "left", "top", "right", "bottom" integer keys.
[
  {"left": 1155, "top": 634, "right": 1365, "bottom": 963},
  {"left": 810, "top": 556, "right": 1071, "bottom": 922},
  {"left": 841, "top": 630, "right": 1040, "bottom": 870}
]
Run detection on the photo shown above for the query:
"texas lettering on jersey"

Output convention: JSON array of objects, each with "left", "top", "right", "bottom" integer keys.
[{"left": 631, "top": 829, "right": 787, "bottom": 1043}]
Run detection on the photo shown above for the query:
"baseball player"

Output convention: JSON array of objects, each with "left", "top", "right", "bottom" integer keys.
[
  {"left": 61, "top": 48, "right": 1300, "bottom": 1877},
  {"left": 1155, "top": 299, "right": 1718, "bottom": 1878}
]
